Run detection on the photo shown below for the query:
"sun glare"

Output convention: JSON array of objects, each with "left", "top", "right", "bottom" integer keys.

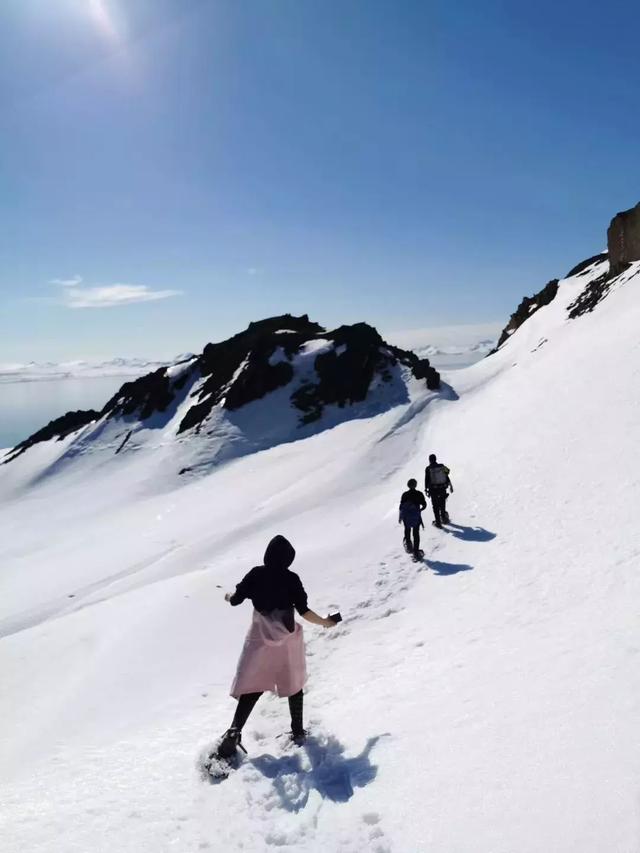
[{"left": 88, "top": 0, "right": 120, "bottom": 42}]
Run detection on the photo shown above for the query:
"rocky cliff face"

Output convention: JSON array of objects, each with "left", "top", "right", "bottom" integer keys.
[
  {"left": 607, "top": 202, "right": 640, "bottom": 276},
  {"left": 493, "top": 279, "right": 559, "bottom": 351},
  {"left": 4, "top": 314, "right": 440, "bottom": 463}
]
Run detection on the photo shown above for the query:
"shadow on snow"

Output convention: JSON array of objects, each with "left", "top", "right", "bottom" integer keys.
[
  {"left": 444, "top": 523, "right": 496, "bottom": 543},
  {"left": 425, "top": 559, "right": 474, "bottom": 576},
  {"left": 250, "top": 734, "right": 383, "bottom": 812}
]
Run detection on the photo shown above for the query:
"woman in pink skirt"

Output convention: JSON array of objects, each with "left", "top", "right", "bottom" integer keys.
[{"left": 217, "top": 535, "right": 337, "bottom": 758}]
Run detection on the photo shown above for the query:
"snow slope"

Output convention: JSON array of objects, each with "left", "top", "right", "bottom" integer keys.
[{"left": 1, "top": 257, "right": 640, "bottom": 852}]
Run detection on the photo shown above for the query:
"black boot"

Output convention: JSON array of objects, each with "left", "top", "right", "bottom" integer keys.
[{"left": 217, "top": 727, "right": 247, "bottom": 759}]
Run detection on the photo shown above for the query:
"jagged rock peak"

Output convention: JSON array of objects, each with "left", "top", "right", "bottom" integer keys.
[
  {"left": 607, "top": 202, "right": 640, "bottom": 277},
  {"left": 179, "top": 315, "right": 440, "bottom": 433}
]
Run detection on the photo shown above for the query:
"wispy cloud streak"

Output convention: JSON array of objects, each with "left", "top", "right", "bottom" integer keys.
[
  {"left": 63, "top": 284, "right": 182, "bottom": 309},
  {"left": 50, "top": 275, "right": 83, "bottom": 288}
]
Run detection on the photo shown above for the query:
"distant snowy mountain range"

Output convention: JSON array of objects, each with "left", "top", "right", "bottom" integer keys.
[
  {"left": 415, "top": 339, "right": 496, "bottom": 358},
  {"left": 0, "top": 356, "right": 194, "bottom": 383},
  {"left": 0, "top": 330, "right": 498, "bottom": 385}
]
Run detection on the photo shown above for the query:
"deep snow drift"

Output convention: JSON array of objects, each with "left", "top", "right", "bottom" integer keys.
[{"left": 1, "top": 256, "right": 639, "bottom": 852}]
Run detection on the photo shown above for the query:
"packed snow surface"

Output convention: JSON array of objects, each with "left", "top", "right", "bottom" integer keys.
[{"left": 1, "top": 258, "right": 639, "bottom": 852}]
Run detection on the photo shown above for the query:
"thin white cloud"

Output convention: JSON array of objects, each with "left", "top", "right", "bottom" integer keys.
[
  {"left": 63, "top": 284, "right": 182, "bottom": 309},
  {"left": 246, "top": 267, "right": 262, "bottom": 276},
  {"left": 50, "top": 275, "right": 83, "bottom": 287}
]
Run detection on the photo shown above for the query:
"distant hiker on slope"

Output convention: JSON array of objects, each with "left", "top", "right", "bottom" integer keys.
[
  {"left": 399, "top": 478, "right": 427, "bottom": 558},
  {"left": 425, "top": 453, "right": 453, "bottom": 528},
  {"left": 217, "top": 535, "right": 338, "bottom": 760}
]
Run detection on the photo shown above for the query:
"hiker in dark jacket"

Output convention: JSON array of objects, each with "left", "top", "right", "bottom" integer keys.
[
  {"left": 399, "top": 478, "right": 427, "bottom": 555},
  {"left": 217, "top": 535, "right": 336, "bottom": 759},
  {"left": 424, "top": 453, "right": 453, "bottom": 528}
]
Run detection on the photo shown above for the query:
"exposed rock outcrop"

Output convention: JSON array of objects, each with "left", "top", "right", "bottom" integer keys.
[
  {"left": 179, "top": 315, "right": 322, "bottom": 432},
  {"left": 607, "top": 202, "right": 640, "bottom": 277},
  {"left": 493, "top": 279, "right": 559, "bottom": 351},
  {"left": 567, "top": 272, "right": 612, "bottom": 319},
  {"left": 177, "top": 314, "right": 439, "bottom": 432},
  {"left": 102, "top": 367, "right": 181, "bottom": 421},
  {"left": 290, "top": 322, "right": 439, "bottom": 425}
]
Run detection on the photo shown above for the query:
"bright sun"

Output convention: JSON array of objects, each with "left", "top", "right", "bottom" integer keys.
[{"left": 87, "top": 0, "right": 120, "bottom": 42}]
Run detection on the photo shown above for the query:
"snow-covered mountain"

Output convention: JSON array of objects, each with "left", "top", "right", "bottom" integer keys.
[
  {"left": 2, "top": 211, "right": 640, "bottom": 851},
  {"left": 1, "top": 315, "right": 440, "bottom": 476}
]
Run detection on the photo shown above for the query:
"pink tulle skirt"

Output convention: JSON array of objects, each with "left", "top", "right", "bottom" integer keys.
[{"left": 230, "top": 609, "right": 306, "bottom": 698}]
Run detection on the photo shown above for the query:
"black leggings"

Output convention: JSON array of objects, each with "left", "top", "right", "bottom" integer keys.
[
  {"left": 430, "top": 487, "right": 447, "bottom": 524},
  {"left": 403, "top": 523, "right": 421, "bottom": 552},
  {"left": 231, "top": 690, "right": 304, "bottom": 734}
]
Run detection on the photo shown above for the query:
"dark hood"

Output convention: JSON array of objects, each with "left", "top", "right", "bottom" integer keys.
[{"left": 263, "top": 535, "right": 295, "bottom": 570}]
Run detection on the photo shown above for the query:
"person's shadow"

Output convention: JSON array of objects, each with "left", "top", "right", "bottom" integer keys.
[
  {"left": 444, "top": 523, "right": 496, "bottom": 543},
  {"left": 250, "top": 734, "right": 383, "bottom": 812},
  {"left": 425, "top": 559, "right": 473, "bottom": 576}
]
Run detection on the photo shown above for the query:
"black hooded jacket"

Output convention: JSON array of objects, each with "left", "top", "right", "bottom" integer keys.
[{"left": 229, "top": 535, "right": 309, "bottom": 630}]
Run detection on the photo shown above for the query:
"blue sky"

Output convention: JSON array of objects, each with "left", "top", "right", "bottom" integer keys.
[{"left": 2, "top": 0, "right": 640, "bottom": 361}]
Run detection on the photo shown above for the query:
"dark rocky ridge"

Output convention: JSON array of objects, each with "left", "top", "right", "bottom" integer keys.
[
  {"left": 178, "top": 314, "right": 439, "bottom": 433},
  {"left": 567, "top": 272, "right": 612, "bottom": 319},
  {"left": 608, "top": 202, "right": 640, "bottom": 277},
  {"left": 4, "top": 409, "right": 100, "bottom": 463},
  {"left": 492, "top": 279, "right": 559, "bottom": 351},
  {"left": 102, "top": 366, "right": 189, "bottom": 422},
  {"left": 4, "top": 314, "right": 440, "bottom": 461},
  {"left": 290, "top": 322, "right": 440, "bottom": 425},
  {"left": 492, "top": 244, "right": 616, "bottom": 354},
  {"left": 177, "top": 315, "right": 323, "bottom": 433},
  {"left": 565, "top": 252, "right": 608, "bottom": 279}
]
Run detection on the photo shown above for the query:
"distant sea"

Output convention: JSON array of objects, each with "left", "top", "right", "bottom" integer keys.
[{"left": 0, "top": 377, "right": 124, "bottom": 450}]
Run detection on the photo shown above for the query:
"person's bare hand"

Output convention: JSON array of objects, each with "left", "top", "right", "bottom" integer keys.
[{"left": 323, "top": 617, "right": 338, "bottom": 628}]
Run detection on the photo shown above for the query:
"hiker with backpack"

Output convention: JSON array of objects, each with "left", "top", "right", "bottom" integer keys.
[
  {"left": 425, "top": 453, "right": 453, "bottom": 528},
  {"left": 216, "top": 535, "right": 338, "bottom": 761},
  {"left": 399, "top": 478, "right": 427, "bottom": 557}
]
